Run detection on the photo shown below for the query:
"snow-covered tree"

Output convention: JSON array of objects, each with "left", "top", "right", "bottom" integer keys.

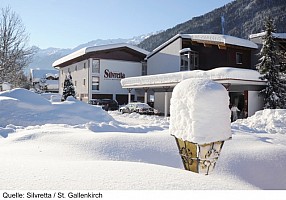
[
  {"left": 62, "top": 74, "right": 76, "bottom": 101},
  {"left": 34, "top": 76, "right": 47, "bottom": 94},
  {"left": 256, "top": 17, "right": 286, "bottom": 109}
]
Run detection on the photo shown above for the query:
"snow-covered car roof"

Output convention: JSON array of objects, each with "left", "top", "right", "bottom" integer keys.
[{"left": 133, "top": 103, "right": 151, "bottom": 108}]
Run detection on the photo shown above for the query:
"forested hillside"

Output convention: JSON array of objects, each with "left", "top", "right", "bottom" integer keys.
[{"left": 138, "top": 0, "right": 286, "bottom": 51}]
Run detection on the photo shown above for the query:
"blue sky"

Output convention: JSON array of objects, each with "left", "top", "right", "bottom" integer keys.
[{"left": 1, "top": 0, "right": 234, "bottom": 49}]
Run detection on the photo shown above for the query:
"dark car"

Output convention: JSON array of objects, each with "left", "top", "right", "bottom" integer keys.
[{"left": 88, "top": 99, "right": 119, "bottom": 111}]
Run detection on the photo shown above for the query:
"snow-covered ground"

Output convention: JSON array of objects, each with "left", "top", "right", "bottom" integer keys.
[{"left": 0, "top": 89, "right": 286, "bottom": 191}]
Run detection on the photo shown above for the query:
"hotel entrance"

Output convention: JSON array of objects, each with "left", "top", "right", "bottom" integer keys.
[{"left": 229, "top": 91, "right": 248, "bottom": 120}]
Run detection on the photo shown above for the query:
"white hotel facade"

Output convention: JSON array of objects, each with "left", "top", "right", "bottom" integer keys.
[
  {"left": 52, "top": 44, "right": 148, "bottom": 105},
  {"left": 53, "top": 34, "right": 268, "bottom": 117}
]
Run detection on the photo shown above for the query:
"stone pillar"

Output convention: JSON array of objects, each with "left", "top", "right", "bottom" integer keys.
[
  {"left": 164, "top": 92, "right": 168, "bottom": 117},
  {"left": 163, "top": 86, "right": 170, "bottom": 117},
  {"left": 143, "top": 87, "right": 149, "bottom": 104},
  {"left": 127, "top": 88, "right": 132, "bottom": 103}
]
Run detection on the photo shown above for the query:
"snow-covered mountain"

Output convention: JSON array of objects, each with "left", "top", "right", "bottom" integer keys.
[
  {"left": 28, "top": 32, "right": 158, "bottom": 71},
  {"left": 29, "top": 47, "right": 71, "bottom": 71}
]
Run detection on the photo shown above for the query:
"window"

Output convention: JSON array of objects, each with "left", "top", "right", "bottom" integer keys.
[
  {"left": 92, "top": 76, "right": 100, "bottom": 90},
  {"left": 68, "top": 68, "right": 70, "bottom": 73},
  {"left": 236, "top": 52, "right": 243, "bottom": 64},
  {"left": 80, "top": 93, "right": 88, "bottom": 101},
  {"left": 142, "top": 61, "right": 147, "bottom": 75},
  {"left": 83, "top": 79, "right": 86, "bottom": 86},
  {"left": 180, "top": 56, "right": 189, "bottom": 71},
  {"left": 81, "top": 93, "right": 88, "bottom": 98},
  {"left": 180, "top": 49, "right": 199, "bottom": 71},
  {"left": 75, "top": 65, "right": 77, "bottom": 71},
  {"left": 74, "top": 81, "right": 77, "bottom": 86},
  {"left": 92, "top": 59, "right": 100, "bottom": 73},
  {"left": 84, "top": 62, "right": 86, "bottom": 69}
]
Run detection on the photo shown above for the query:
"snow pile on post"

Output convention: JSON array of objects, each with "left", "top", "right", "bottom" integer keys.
[{"left": 170, "top": 78, "right": 231, "bottom": 144}]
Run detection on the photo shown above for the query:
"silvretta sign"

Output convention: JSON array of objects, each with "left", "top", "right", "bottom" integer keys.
[{"left": 104, "top": 69, "right": 125, "bottom": 79}]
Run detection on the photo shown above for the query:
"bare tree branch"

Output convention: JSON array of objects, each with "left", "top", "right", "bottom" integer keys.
[{"left": 0, "top": 6, "right": 35, "bottom": 87}]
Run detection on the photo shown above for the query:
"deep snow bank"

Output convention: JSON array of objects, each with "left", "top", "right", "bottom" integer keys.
[
  {"left": 232, "top": 109, "right": 286, "bottom": 134},
  {"left": 0, "top": 89, "right": 165, "bottom": 138},
  {"left": 0, "top": 89, "right": 113, "bottom": 127},
  {"left": 0, "top": 88, "right": 286, "bottom": 189},
  {"left": 0, "top": 125, "right": 258, "bottom": 190},
  {"left": 1, "top": 124, "right": 285, "bottom": 189}
]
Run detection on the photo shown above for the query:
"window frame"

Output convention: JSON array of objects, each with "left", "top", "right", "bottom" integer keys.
[
  {"left": 180, "top": 50, "right": 199, "bottom": 71},
  {"left": 236, "top": 52, "right": 243, "bottom": 64},
  {"left": 92, "top": 76, "right": 100, "bottom": 91},
  {"left": 142, "top": 61, "right": 147, "bottom": 76},
  {"left": 92, "top": 59, "right": 100, "bottom": 73}
]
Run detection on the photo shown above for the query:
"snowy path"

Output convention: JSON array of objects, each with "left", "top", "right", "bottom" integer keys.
[
  {"left": 109, "top": 111, "right": 170, "bottom": 128},
  {"left": 109, "top": 111, "right": 150, "bottom": 125}
]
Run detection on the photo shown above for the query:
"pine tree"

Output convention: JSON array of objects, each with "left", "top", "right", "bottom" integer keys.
[
  {"left": 256, "top": 17, "right": 286, "bottom": 109},
  {"left": 62, "top": 74, "right": 76, "bottom": 101}
]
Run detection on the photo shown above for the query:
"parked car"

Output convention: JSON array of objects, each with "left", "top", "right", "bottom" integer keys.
[
  {"left": 88, "top": 99, "right": 119, "bottom": 111},
  {"left": 119, "top": 102, "right": 159, "bottom": 115}
]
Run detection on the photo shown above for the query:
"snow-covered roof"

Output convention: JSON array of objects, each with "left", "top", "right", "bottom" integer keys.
[
  {"left": 46, "top": 73, "right": 58, "bottom": 78},
  {"left": 121, "top": 67, "right": 265, "bottom": 88},
  {"left": 31, "top": 69, "right": 59, "bottom": 82},
  {"left": 179, "top": 48, "right": 192, "bottom": 54},
  {"left": 249, "top": 31, "right": 286, "bottom": 40},
  {"left": 184, "top": 34, "right": 258, "bottom": 48},
  {"left": 147, "top": 34, "right": 258, "bottom": 58},
  {"left": 273, "top": 33, "right": 286, "bottom": 39},
  {"left": 52, "top": 43, "right": 149, "bottom": 68},
  {"left": 46, "top": 80, "right": 59, "bottom": 90}
]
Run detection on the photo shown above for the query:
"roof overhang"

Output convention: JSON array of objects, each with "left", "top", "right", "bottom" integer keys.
[
  {"left": 52, "top": 43, "right": 149, "bottom": 68},
  {"left": 249, "top": 32, "right": 286, "bottom": 40},
  {"left": 121, "top": 67, "right": 266, "bottom": 91},
  {"left": 122, "top": 78, "right": 265, "bottom": 89},
  {"left": 214, "top": 78, "right": 266, "bottom": 86},
  {"left": 147, "top": 34, "right": 258, "bottom": 59},
  {"left": 182, "top": 34, "right": 258, "bottom": 49}
]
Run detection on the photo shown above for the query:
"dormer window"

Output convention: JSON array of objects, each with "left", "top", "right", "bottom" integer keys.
[{"left": 180, "top": 48, "right": 199, "bottom": 71}]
